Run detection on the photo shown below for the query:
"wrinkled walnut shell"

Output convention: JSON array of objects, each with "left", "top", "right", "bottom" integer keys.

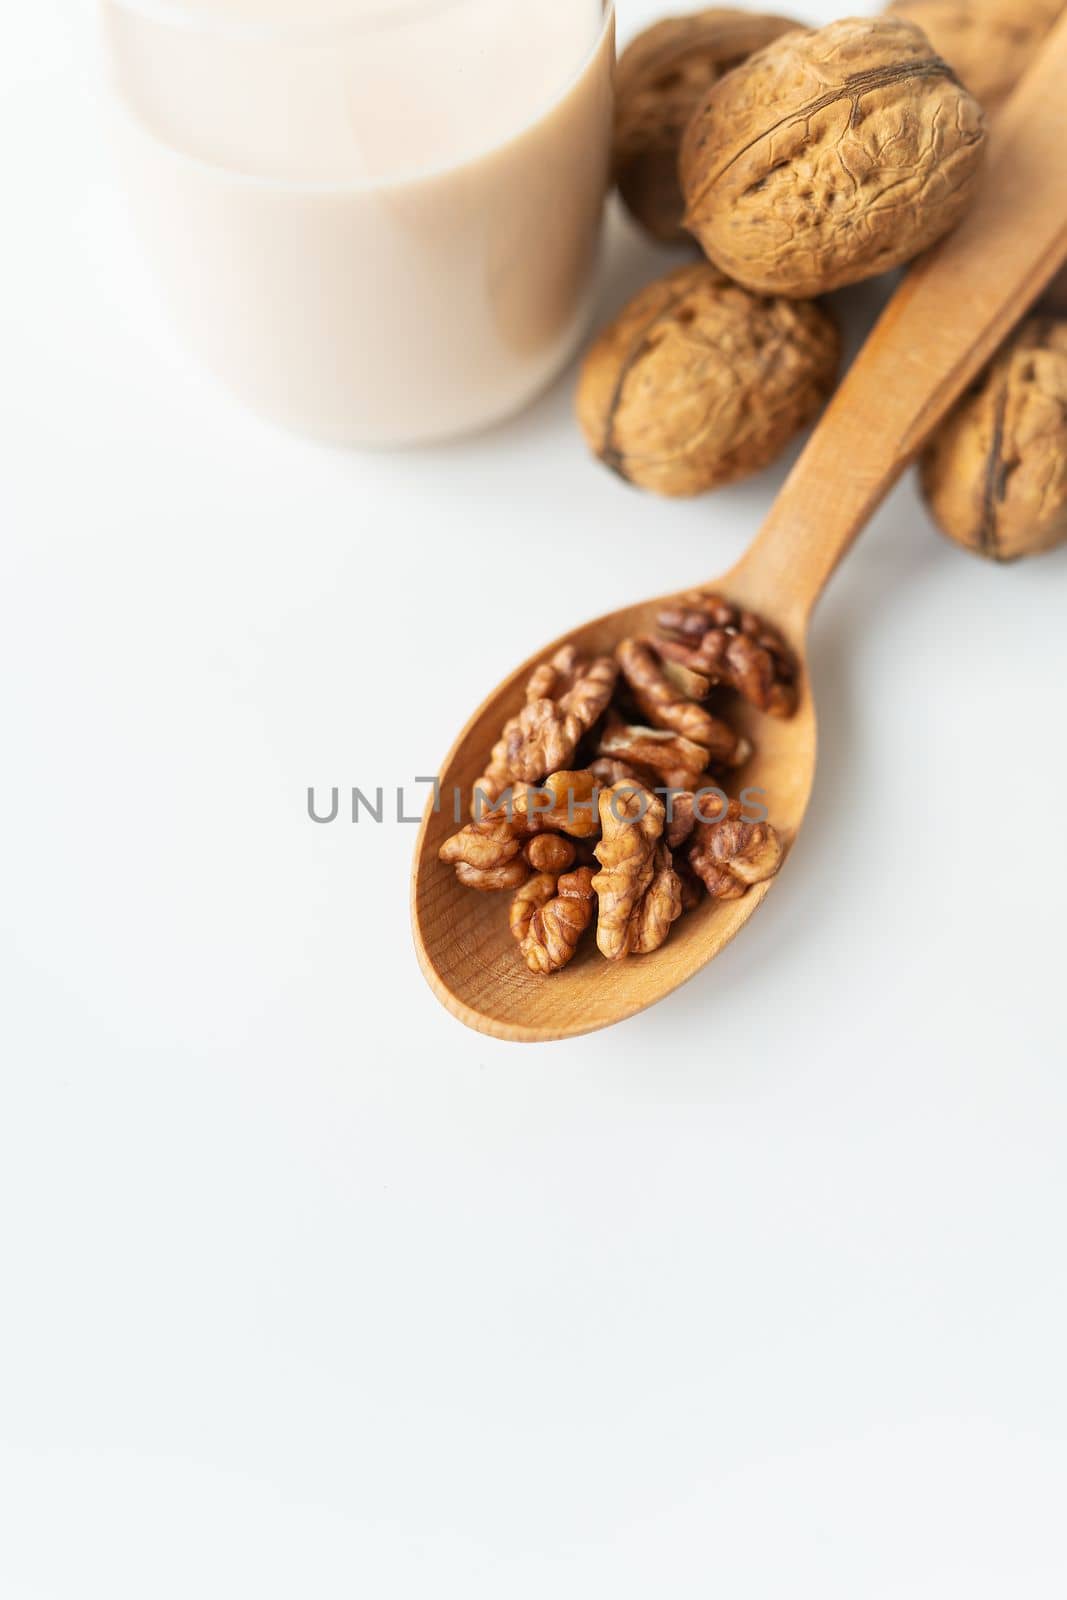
[
  {"left": 615, "top": 8, "right": 805, "bottom": 242},
  {"left": 920, "top": 317, "right": 1067, "bottom": 561},
  {"left": 887, "top": 0, "right": 1064, "bottom": 109},
  {"left": 680, "top": 16, "right": 987, "bottom": 297},
  {"left": 576, "top": 263, "right": 839, "bottom": 497}
]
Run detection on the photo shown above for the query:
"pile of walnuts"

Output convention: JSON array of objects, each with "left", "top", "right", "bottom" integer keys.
[
  {"left": 578, "top": 3, "right": 1067, "bottom": 560},
  {"left": 438, "top": 599, "right": 797, "bottom": 976}
]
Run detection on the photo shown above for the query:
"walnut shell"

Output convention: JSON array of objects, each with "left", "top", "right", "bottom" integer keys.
[
  {"left": 614, "top": 8, "right": 805, "bottom": 243},
  {"left": 887, "top": 0, "right": 1064, "bottom": 108},
  {"left": 575, "top": 262, "right": 840, "bottom": 497},
  {"left": 920, "top": 317, "right": 1067, "bottom": 561},
  {"left": 680, "top": 16, "right": 988, "bottom": 297}
]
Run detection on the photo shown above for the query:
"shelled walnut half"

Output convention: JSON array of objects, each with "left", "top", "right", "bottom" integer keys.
[
  {"left": 920, "top": 317, "right": 1067, "bottom": 561},
  {"left": 440, "top": 770, "right": 600, "bottom": 892},
  {"left": 680, "top": 16, "right": 987, "bottom": 297},
  {"left": 688, "top": 798, "right": 784, "bottom": 900},
  {"left": 597, "top": 720, "right": 717, "bottom": 794},
  {"left": 616, "top": 636, "right": 751, "bottom": 766},
  {"left": 614, "top": 8, "right": 804, "bottom": 243},
  {"left": 592, "top": 784, "right": 683, "bottom": 960},
  {"left": 519, "top": 868, "right": 598, "bottom": 976},
  {"left": 656, "top": 593, "right": 799, "bottom": 717},
  {"left": 576, "top": 263, "right": 839, "bottom": 497},
  {"left": 473, "top": 646, "right": 617, "bottom": 808}
]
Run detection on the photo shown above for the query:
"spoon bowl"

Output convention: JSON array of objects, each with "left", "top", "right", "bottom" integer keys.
[
  {"left": 412, "top": 18, "right": 1067, "bottom": 1041},
  {"left": 412, "top": 578, "right": 817, "bottom": 1041}
]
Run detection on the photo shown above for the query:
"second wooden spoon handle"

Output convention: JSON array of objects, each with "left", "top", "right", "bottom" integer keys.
[{"left": 735, "top": 11, "right": 1067, "bottom": 626}]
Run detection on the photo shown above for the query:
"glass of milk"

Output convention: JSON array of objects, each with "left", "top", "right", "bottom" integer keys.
[{"left": 99, "top": 0, "right": 616, "bottom": 444}]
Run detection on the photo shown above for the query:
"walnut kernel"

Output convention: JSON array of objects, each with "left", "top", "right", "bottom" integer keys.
[
  {"left": 518, "top": 770, "right": 601, "bottom": 840},
  {"left": 524, "top": 834, "right": 577, "bottom": 875},
  {"left": 521, "top": 868, "right": 597, "bottom": 976},
  {"left": 454, "top": 859, "right": 530, "bottom": 893},
  {"left": 664, "top": 790, "right": 700, "bottom": 851},
  {"left": 442, "top": 599, "right": 801, "bottom": 975},
  {"left": 510, "top": 873, "right": 560, "bottom": 944},
  {"left": 656, "top": 592, "right": 798, "bottom": 716},
  {"left": 474, "top": 647, "right": 617, "bottom": 806},
  {"left": 441, "top": 771, "right": 599, "bottom": 891},
  {"left": 688, "top": 799, "right": 784, "bottom": 899},
  {"left": 592, "top": 784, "right": 682, "bottom": 960},
  {"left": 628, "top": 844, "right": 685, "bottom": 956},
  {"left": 588, "top": 757, "right": 649, "bottom": 790},
  {"left": 440, "top": 813, "right": 527, "bottom": 888},
  {"left": 598, "top": 720, "right": 716, "bottom": 793},
  {"left": 616, "top": 637, "right": 751, "bottom": 766}
]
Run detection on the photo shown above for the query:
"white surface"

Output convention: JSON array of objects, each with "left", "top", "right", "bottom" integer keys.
[{"left": 3, "top": 3, "right": 1066, "bottom": 1596}]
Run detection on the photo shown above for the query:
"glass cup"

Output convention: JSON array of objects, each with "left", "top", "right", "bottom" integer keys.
[{"left": 99, "top": 0, "right": 616, "bottom": 444}]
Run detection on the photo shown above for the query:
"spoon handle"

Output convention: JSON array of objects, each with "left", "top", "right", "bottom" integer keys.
[{"left": 733, "top": 12, "right": 1067, "bottom": 627}]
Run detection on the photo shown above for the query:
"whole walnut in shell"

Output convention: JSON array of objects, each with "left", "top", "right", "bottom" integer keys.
[
  {"left": 920, "top": 317, "right": 1067, "bottom": 561},
  {"left": 887, "top": 0, "right": 1064, "bottom": 108},
  {"left": 615, "top": 8, "right": 805, "bottom": 243},
  {"left": 576, "top": 263, "right": 840, "bottom": 497},
  {"left": 680, "top": 16, "right": 988, "bottom": 297}
]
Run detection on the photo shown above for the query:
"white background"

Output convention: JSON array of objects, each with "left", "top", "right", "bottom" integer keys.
[{"left": 3, "top": 2, "right": 1066, "bottom": 1595}]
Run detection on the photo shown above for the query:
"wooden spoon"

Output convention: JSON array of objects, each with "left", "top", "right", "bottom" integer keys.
[{"left": 412, "top": 18, "right": 1067, "bottom": 1042}]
